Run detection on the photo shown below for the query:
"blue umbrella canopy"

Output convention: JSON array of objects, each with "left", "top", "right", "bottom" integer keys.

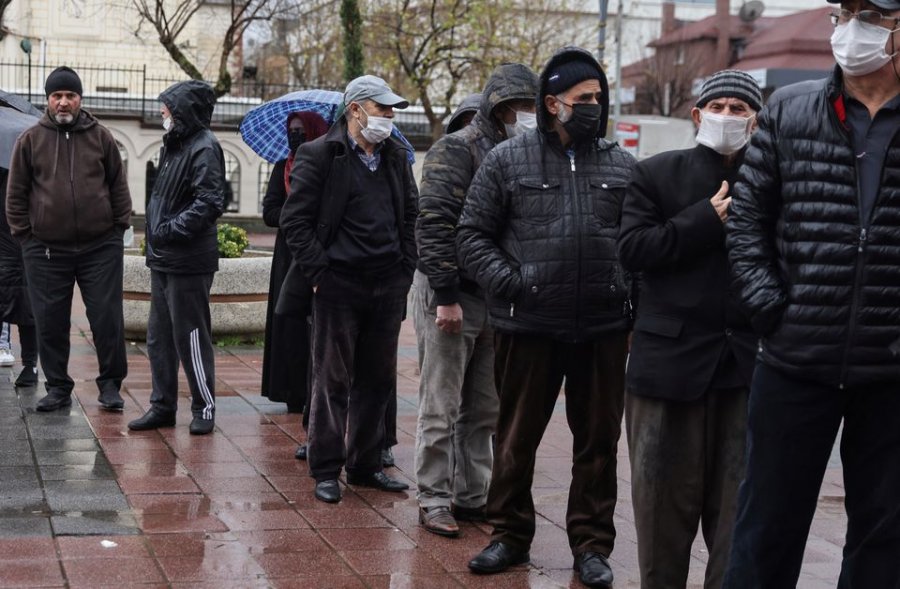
[
  {"left": 239, "top": 89, "right": 415, "bottom": 164},
  {"left": 239, "top": 89, "right": 343, "bottom": 163}
]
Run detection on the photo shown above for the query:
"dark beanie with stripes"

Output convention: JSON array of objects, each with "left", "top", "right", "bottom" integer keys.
[{"left": 695, "top": 69, "right": 762, "bottom": 112}]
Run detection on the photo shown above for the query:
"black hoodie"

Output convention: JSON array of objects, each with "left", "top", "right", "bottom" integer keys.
[
  {"left": 145, "top": 80, "right": 226, "bottom": 274},
  {"left": 456, "top": 47, "right": 637, "bottom": 341}
]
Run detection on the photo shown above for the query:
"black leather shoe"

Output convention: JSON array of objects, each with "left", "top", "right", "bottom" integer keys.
[
  {"left": 314, "top": 479, "right": 341, "bottom": 503},
  {"left": 453, "top": 503, "right": 487, "bottom": 522},
  {"left": 128, "top": 410, "right": 175, "bottom": 431},
  {"left": 294, "top": 444, "right": 307, "bottom": 460},
  {"left": 98, "top": 389, "right": 124, "bottom": 411},
  {"left": 468, "top": 542, "right": 529, "bottom": 574},
  {"left": 346, "top": 471, "right": 409, "bottom": 492},
  {"left": 574, "top": 552, "right": 613, "bottom": 588},
  {"left": 381, "top": 447, "right": 395, "bottom": 467},
  {"left": 15, "top": 365, "right": 37, "bottom": 388},
  {"left": 189, "top": 417, "right": 215, "bottom": 435},
  {"left": 36, "top": 392, "right": 72, "bottom": 412}
]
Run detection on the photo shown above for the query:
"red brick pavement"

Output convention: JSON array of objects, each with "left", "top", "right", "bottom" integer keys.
[{"left": 0, "top": 289, "right": 847, "bottom": 588}]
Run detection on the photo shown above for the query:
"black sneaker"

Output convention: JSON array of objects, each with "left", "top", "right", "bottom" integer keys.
[
  {"left": 98, "top": 389, "right": 124, "bottom": 411},
  {"left": 15, "top": 365, "right": 38, "bottom": 388},
  {"left": 189, "top": 417, "right": 215, "bottom": 435},
  {"left": 36, "top": 392, "right": 72, "bottom": 412}
]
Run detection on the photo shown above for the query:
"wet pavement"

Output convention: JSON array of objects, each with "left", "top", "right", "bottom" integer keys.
[{"left": 0, "top": 284, "right": 847, "bottom": 588}]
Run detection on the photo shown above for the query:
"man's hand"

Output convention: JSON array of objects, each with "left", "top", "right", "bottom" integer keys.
[
  {"left": 436, "top": 303, "right": 463, "bottom": 334},
  {"left": 710, "top": 180, "right": 731, "bottom": 223}
]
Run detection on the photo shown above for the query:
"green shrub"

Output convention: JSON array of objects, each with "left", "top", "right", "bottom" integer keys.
[{"left": 217, "top": 223, "right": 249, "bottom": 258}]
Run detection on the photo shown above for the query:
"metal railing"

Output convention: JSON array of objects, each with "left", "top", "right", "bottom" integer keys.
[{"left": 0, "top": 61, "right": 435, "bottom": 144}]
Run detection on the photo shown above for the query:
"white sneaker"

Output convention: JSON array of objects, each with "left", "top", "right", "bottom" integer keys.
[{"left": 0, "top": 350, "right": 14, "bottom": 366}]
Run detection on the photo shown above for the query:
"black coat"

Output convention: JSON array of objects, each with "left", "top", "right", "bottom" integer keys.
[
  {"left": 618, "top": 145, "right": 756, "bottom": 400},
  {"left": 727, "top": 67, "right": 900, "bottom": 387},
  {"left": 145, "top": 81, "right": 226, "bottom": 274},
  {"left": 0, "top": 169, "right": 32, "bottom": 325},
  {"left": 456, "top": 47, "right": 636, "bottom": 342},
  {"left": 279, "top": 119, "right": 417, "bottom": 285},
  {"left": 260, "top": 159, "right": 309, "bottom": 408}
]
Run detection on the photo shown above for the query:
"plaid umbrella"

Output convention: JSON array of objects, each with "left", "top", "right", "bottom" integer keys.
[{"left": 239, "top": 89, "right": 415, "bottom": 164}]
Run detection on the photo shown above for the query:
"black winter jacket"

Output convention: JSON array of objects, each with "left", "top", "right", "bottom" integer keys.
[
  {"left": 416, "top": 63, "right": 538, "bottom": 305},
  {"left": 280, "top": 119, "right": 417, "bottom": 285},
  {"left": 145, "top": 81, "right": 226, "bottom": 274},
  {"left": 727, "top": 67, "right": 900, "bottom": 387},
  {"left": 456, "top": 47, "right": 636, "bottom": 341}
]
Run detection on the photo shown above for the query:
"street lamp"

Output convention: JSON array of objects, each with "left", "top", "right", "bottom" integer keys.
[{"left": 20, "top": 39, "right": 32, "bottom": 103}]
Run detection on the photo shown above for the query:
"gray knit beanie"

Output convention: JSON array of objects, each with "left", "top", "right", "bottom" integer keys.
[{"left": 695, "top": 69, "right": 762, "bottom": 112}]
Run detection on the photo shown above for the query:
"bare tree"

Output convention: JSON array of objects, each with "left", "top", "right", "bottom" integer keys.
[
  {"left": 634, "top": 43, "right": 709, "bottom": 117},
  {"left": 0, "top": 0, "right": 13, "bottom": 41},
  {"left": 129, "top": 0, "right": 300, "bottom": 96}
]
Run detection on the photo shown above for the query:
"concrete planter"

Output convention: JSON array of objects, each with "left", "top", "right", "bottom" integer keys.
[{"left": 122, "top": 249, "right": 272, "bottom": 340}]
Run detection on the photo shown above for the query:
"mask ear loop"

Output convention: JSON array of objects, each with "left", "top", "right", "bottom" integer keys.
[{"left": 892, "top": 24, "right": 900, "bottom": 84}]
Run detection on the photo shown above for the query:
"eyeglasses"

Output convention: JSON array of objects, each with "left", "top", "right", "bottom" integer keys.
[{"left": 829, "top": 9, "right": 900, "bottom": 27}]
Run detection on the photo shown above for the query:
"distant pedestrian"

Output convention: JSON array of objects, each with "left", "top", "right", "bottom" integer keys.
[
  {"left": 280, "top": 75, "right": 417, "bottom": 504},
  {"left": 445, "top": 94, "right": 481, "bottom": 134},
  {"left": 723, "top": 1, "right": 900, "bottom": 586},
  {"left": 128, "top": 81, "right": 225, "bottom": 436},
  {"left": 618, "top": 69, "right": 762, "bottom": 589},
  {"left": 6, "top": 66, "right": 131, "bottom": 412},
  {"left": 413, "top": 63, "right": 539, "bottom": 537},
  {"left": 458, "top": 47, "right": 636, "bottom": 588}
]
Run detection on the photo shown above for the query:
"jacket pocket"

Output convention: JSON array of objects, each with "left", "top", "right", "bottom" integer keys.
[
  {"left": 635, "top": 314, "right": 683, "bottom": 338},
  {"left": 587, "top": 179, "right": 627, "bottom": 226},
  {"left": 514, "top": 177, "right": 561, "bottom": 224}
]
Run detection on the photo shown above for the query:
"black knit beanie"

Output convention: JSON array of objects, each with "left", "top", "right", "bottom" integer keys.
[
  {"left": 695, "top": 69, "right": 762, "bottom": 112},
  {"left": 45, "top": 66, "right": 83, "bottom": 97},
  {"left": 545, "top": 59, "right": 601, "bottom": 96}
]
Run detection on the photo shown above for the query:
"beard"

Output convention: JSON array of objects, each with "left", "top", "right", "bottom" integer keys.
[{"left": 54, "top": 111, "right": 76, "bottom": 125}]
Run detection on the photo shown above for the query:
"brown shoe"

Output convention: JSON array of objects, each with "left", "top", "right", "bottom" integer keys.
[{"left": 419, "top": 506, "right": 459, "bottom": 537}]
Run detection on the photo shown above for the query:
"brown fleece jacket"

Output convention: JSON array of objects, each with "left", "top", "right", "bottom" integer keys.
[{"left": 6, "top": 108, "right": 131, "bottom": 247}]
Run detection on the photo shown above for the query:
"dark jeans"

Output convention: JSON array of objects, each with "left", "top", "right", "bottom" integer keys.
[
  {"left": 723, "top": 361, "right": 900, "bottom": 588},
  {"left": 22, "top": 236, "right": 126, "bottom": 397},
  {"left": 487, "top": 330, "right": 628, "bottom": 556},
  {"left": 147, "top": 271, "right": 216, "bottom": 420},
  {"left": 307, "top": 270, "right": 409, "bottom": 481},
  {"left": 627, "top": 388, "right": 748, "bottom": 589}
]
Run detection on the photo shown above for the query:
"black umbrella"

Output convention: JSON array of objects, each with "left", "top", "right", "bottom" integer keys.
[
  {"left": 0, "top": 89, "right": 42, "bottom": 118},
  {"left": 0, "top": 106, "right": 39, "bottom": 169}
]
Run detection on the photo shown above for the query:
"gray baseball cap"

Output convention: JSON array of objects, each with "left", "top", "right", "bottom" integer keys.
[
  {"left": 826, "top": 0, "right": 900, "bottom": 9},
  {"left": 344, "top": 75, "right": 409, "bottom": 109}
]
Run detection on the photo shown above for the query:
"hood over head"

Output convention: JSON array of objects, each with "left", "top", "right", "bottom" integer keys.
[
  {"left": 537, "top": 46, "right": 609, "bottom": 139},
  {"left": 478, "top": 63, "right": 540, "bottom": 124},
  {"left": 446, "top": 94, "right": 481, "bottom": 134},
  {"left": 159, "top": 80, "right": 217, "bottom": 137}
]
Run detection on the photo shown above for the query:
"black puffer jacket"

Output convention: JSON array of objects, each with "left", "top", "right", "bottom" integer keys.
[
  {"left": 145, "top": 81, "right": 226, "bottom": 274},
  {"left": 416, "top": 63, "right": 538, "bottom": 305},
  {"left": 727, "top": 67, "right": 900, "bottom": 387},
  {"left": 456, "top": 47, "right": 636, "bottom": 341}
]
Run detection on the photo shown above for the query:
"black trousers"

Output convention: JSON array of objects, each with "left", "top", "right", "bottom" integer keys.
[
  {"left": 723, "top": 361, "right": 900, "bottom": 588},
  {"left": 147, "top": 271, "right": 216, "bottom": 420},
  {"left": 487, "top": 331, "right": 628, "bottom": 556},
  {"left": 22, "top": 236, "right": 126, "bottom": 397},
  {"left": 307, "top": 270, "right": 408, "bottom": 481}
]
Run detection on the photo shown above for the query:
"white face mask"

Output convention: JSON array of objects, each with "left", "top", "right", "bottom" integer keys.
[
  {"left": 504, "top": 110, "right": 537, "bottom": 138},
  {"left": 357, "top": 107, "right": 393, "bottom": 144},
  {"left": 696, "top": 112, "right": 755, "bottom": 155},
  {"left": 831, "top": 19, "right": 899, "bottom": 77},
  {"left": 162, "top": 116, "right": 173, "bottom": 132}
]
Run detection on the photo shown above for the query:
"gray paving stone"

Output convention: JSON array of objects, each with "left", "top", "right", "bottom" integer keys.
[
  {"left": 0, "top": 425, "right": 28, "bottom": 440},
  {"left": 0, "top": 475, "right": 41, "bottom": 493},
  {"left": 0, "top": 515, "right": 53, "bottom": 537},
  {"left": 0, "top": 492, "right": 47, "bottom": 514},
  {"left": 39, "top": 463, "right": 116, "bottom": 481},
  {"left": 0, "top": 452, "right": 36, "bottom": 467},
  {"left": 50, "top": 512, "right": 139, "bottom": 536},
  {"left": 36, "top": 451, "right": 104, "bottom": 466},
  {"left": 28, "top": 426, "right": 96, "bottom": 440},
  {"left": 30, "top": 438, "right": 99, "bottom": 452},
  {"left": 0, "top": 413, "right": 25, "bottom": 426},
  {"left": 44, "top": 481, "right": 128, "bottom": 512},
  {"left": 25, "top": 414, "right": 90, "bottom": 427},
  {"left": 0, "top": 466, "right": 39, "bottom": 482}
]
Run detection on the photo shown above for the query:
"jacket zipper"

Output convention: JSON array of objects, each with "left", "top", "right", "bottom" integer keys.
[
  {"left": 66, "top": 131, "right": 80, "bottom": 248},
  {"left": 569, "top": 152, "right": 583, "bottom": 339},
  {"left": 839, "top": 226, "right": 867, "bottom": 389}
]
